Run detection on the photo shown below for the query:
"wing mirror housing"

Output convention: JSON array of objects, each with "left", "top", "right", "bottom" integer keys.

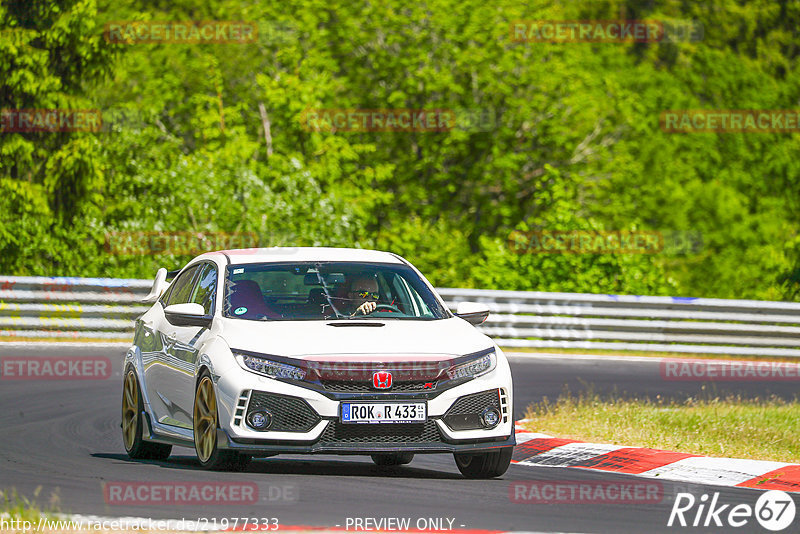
[
  {"left": 164, "top": 303, "right": 212, "bottom": 328},
  {"left": 455, "top": 302, "right": 490, "bottom": 325},
  {"left": 142, "top": 268, "right": 170, "bottom": 303}
]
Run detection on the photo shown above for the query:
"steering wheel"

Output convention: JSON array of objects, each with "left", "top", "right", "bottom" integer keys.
[{"left": 374, "top": 304, "right": 402, "bottom": 313}]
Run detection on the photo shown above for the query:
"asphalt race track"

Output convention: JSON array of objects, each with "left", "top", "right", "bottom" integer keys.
[{"left": 0, "top": 344, "right": 796, "bottom": 534}]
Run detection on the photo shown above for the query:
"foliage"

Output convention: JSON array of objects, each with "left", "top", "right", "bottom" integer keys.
[{"left": 1, "top": 0, "right": 798, "bottom": 300}]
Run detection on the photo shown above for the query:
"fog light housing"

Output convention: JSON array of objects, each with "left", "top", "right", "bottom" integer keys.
[
  {"left": 481, "top": 408, "right": 500, "bottom": 428},
  {"left": 247, "top": 409, "right": 272, "bottom": 430}
]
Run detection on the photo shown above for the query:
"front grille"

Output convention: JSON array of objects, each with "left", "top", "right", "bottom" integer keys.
[
  {"left": 319, "top": 380, "right": 437, "bottom": 393},
  {"left": 247, "top": 392, "right": 320, "bottom": 432},
  {"left": 319, "top": 420, "right": 442, "bottom": 444},
  {"left": 443, "top": 389, "right": 500, "bottom": 431}
]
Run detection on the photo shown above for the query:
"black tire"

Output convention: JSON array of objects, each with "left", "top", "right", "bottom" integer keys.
[
  {"left": 454, "top": 447, "right": 513, "bottom": 479},
  {"left": 371, "top": 452, "right": 414, "bottom": 466},
  {"left": 193, "top": 371, "right": 251, "bottom": 471},
  {"left": 121, "top": 368, "right": 172, "bottom": 460}
]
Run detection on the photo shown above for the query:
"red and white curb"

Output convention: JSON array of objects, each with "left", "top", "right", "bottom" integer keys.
[{"left": 513, "top": 421, "right": 800, "bottom": 492}]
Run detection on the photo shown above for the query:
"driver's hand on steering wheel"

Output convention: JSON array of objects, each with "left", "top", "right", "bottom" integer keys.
[{"left": 354, "top": 301, "right": 377, "bottom": 316}]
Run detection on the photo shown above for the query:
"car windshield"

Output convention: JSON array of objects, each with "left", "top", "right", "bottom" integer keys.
[{"left": 223, "top": 261, "right": 449, "bottom": 321}]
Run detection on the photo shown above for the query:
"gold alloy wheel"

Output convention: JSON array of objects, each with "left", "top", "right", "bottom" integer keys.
[
  {"left": 122, "top": 371, "right": 139, "bottom": 451},
  {"left": 193, "top": 376, "right": 218, "bottom": 463}
]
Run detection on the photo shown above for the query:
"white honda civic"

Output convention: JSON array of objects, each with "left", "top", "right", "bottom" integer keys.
[{"left": 122, "top": 247, "right": 514, "bottom": 478}]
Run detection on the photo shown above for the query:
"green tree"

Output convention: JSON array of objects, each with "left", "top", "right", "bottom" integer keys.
[{"left": 0, "top": 0, "right": 116, "bottom": 274}]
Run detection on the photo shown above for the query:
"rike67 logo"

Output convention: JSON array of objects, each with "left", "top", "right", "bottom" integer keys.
[{"left": 669, "top": 491, "right": 796, "bottom": 531}]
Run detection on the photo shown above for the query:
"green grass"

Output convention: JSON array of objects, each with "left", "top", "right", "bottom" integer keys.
[
  {"left": 522, "top": 392, "right": 800, "bottom": 463},
  {"left": 1, "top": 489, "right": 47, "bottom": 523}
]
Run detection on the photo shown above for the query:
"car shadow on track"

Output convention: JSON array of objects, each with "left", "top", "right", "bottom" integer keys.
[{"left": 92, "top": 453, "right": 463, "bottom": 479}]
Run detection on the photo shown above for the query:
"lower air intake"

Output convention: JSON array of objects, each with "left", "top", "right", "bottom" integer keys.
[
  {"left": 247, "top": 392, "right": 320, "bottom": 432},
  {"left": 319, "top": 420, "right": 442, "bottom": 444},
  {"left": 442, "top": 389, "right": 501, "bottom": 431}
]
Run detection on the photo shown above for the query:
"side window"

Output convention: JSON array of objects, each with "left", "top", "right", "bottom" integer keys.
[
  {"left": 190, "top": 263, "right": 217, "bottom": 315},
  {"left": 164, "top": 265, "right": 200, "bottom": 306}
]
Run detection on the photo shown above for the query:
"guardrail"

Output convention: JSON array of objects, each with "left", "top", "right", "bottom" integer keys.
[
  {"left": 0, "top": 276, "right": 150, "bottom": 341},
  {"left": 2, "top": 276, "right": 800, "bottom": 357},
  {"left": 437, "top": 288, "right": 800, "bottom": 357}
]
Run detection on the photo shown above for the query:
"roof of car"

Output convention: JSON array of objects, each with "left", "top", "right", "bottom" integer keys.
[{"left": 198, "top": 247, "right": 406, "bottom": 266}]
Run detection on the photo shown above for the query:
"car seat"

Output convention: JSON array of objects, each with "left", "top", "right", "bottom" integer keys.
[{"left": 228, "top": 279, "right": 281, "bottom": 319}]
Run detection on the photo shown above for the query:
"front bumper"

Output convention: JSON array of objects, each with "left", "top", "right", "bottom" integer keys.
[
  {"left": 212, "top": 352, "right": 515, "bottom": 455},
  {"left": 217, "top": 426, "right": 516, "bottom": 455}
]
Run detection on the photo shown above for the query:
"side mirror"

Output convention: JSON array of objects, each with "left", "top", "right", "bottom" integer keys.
[
  {"left": 142, "top": 268, "right": 169, "bottom": 303},
  {"left": 455, "top": 302, "right": 490, "bottom": 325},
  {"left": 164, "top": 303, "right": 212, "bottom": 328}
]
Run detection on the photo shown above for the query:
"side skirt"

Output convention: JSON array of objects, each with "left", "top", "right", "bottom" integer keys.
[{"left": 142, "top": 411, "right": 195, "bottom": 448}]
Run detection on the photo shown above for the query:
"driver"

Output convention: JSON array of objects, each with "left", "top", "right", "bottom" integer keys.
[{"left": 344, "top": 274, "right": 380, "bottom": 316}]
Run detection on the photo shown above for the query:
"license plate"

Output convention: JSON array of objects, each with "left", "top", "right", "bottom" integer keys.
[{"left": 341, "top": 402, "right": 426, "bottom": 423}]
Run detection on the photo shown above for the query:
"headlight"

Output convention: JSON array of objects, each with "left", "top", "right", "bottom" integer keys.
[
  {"left": 234, "top": 352, "right": 306, "bottom": 381},
  {"left": 447, "top": 351, "right": 496, "bottom": 380}
]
